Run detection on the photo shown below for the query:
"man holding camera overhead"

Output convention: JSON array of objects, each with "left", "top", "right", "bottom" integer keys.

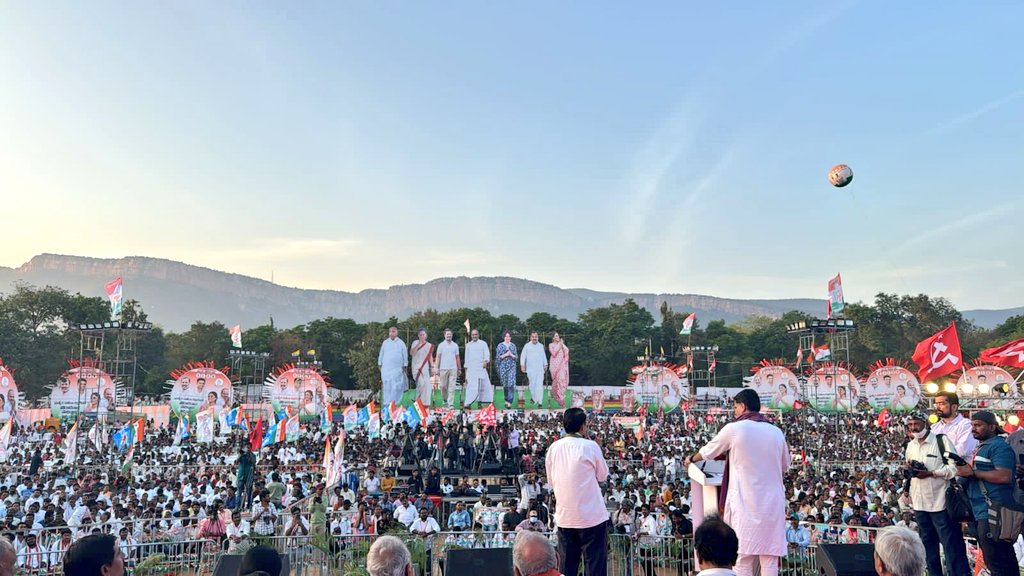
[{"left": 904, "top": 412, "right": 970, "bottom": 576}]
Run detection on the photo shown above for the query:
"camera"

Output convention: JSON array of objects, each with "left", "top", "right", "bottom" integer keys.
[{"left": 903, "top": 460, "right": 928, "bottom": 491}]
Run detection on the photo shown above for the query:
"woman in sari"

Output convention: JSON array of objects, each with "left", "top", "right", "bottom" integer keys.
[
  {"left": 548, "top": 332, "right": 569, "bottom": 407},
  {"left": 495, "top": 331, "right": 518, "bottom": 406}
]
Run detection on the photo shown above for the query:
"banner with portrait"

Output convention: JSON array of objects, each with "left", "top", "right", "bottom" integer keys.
[
  {"left": 747, "top": 365, "right": 800, "bottom": 411},
  {"left": 265, "top": 367, "right": 329, "bottom": 420},
  {"left": 50, "top": 366, "right": 117, "bottom": 421},
  {"left": 169, "top": 367, "right": 235, "bottom": 418},
  {"left": 808, "top": 366, "right": 861, "bottom": 412},
  {"left": 630, "top": 365, "right": 685, "bottom": 411},
  {"left": 0, "top": 362, "right": 19, "bottom": 424},
  {"left": 864, "top": 366, "right": 921, "bottom": 411},
  {"left": 957, "top": 365, "right": 1016, "bottom": 395}
]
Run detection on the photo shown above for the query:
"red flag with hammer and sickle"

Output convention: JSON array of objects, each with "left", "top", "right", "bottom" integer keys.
[
  {"left": 912, "top": 323, "right": 963, "bottom": 382},
  {"left": 979, "top": 338, "right": 1024, "bottom": 369}
]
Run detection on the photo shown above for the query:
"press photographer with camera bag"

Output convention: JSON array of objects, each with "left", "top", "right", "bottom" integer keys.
[{"left": 903, "top": 412, "right": 970, "bottom": 576}]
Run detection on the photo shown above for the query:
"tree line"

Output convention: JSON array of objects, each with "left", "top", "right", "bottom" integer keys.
[{"left": 1, "top": 283, "right": 1021, "bottom": 400}]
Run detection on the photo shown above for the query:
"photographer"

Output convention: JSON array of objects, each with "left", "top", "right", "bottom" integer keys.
[{"left": 903, "top": 412, "right": 969, "bottom": 576}]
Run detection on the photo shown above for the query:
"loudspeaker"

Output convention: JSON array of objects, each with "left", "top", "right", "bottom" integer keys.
[
  {"left": 479, "top": 463, "right": 503, "bottom": 475},
  {"left": 445, "top": 548, "right": 513, "bottom": 576},
  {"left": 816, "top": 544, "right": 875, "bottom": 576},
  {"left": 214, "top": 552, "right": 291, "bottom": 576}
]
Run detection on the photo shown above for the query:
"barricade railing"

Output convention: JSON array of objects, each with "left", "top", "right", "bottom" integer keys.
[{"left": 16, "top": 538, "right": 217, "bottom": 575}]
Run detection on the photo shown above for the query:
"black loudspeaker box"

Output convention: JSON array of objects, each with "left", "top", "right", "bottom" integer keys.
[
  {"left": 816, "top": 543, "right": 875, "bottom": 576},
  {"left": 214, "top": 552, "right": 291, "bottom": 576},
  {"left": 445, "top": 547, "right": 513, "bottom": 576}
]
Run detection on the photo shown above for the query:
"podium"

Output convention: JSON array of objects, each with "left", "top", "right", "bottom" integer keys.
[{"left": 688, "top": 459, "right": 725, "bottom": 571}]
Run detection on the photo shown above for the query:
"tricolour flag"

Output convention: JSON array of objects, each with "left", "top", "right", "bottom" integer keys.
[
  {"left": 131, "top": 419, "right": 146, "bottom": 445},
  {"left": 323, "top": 436, "right": 336, "bottom": 485},
  {"left": 912, "top": 322, "right": 963, "bottom": 382},
  {"left": 285, "top": 413, "right": 301, "bottom": 442},
  {"left": 230, "top": 325, "right": 243, "bottom": 349},
  {"left": 121, "top": 444, "right": 134, "bottom": 474},
  {"left": 827, "top": 273, "right": 845, "bottom": 318},
  {"left": 388, "top": 402, "right": 404, "bottom": 422},
  {"left": 173, "top": 417, "right": 190, "bottom": 445},
  {"left": 413, "top": 399, "right": 429, "bottom": 422},
  {"left": 105, "top": 277, "right": 124, "bottom": 320},
  {"left": 979, "top": 338, "right": 1024, "bottom": 369},
  {"left": 320, "top": 404, "right": 333, "bottom": 432},
  {"left": 343, "top": 405, "right": 358, "bottom": 431},
  {"left": 195, "top": 410, "right": 215, "bottom": 443},
  {"left": 812, "top": 344, "right": 832, "bottom": 361},
  {"left": 368, "top": 411, "right": 381, "bottom": 439},
  {"left": 680, "top": 313, "right": 696, "bottom": 336}
]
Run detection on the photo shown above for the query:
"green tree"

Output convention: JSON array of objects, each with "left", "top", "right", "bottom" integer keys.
[
  {"left": 305, "top": 317, "right": 365, "bottom": 389},
  {"left": 344, "top": 322, "right": 388, "bottom": 391},
  {"left": 164, "top": 321, "right": 232, "bottom": 368},
  {"left": 573, "top": 299, "right": 656, "bottom": 387}
]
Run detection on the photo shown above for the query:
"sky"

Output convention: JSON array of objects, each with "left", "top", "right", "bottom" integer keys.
[{"left": 1, "top": 2, "right": 1022, "bottom": 310}]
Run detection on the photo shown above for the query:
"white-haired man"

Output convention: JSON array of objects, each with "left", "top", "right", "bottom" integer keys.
[
  {"left": 514, "top": 530, "right": 561, "bottom": 576},
  {"left": 874, "top": 526, "right": 926, "bottom": 576},
  {"left": 366, "top": 535, "right": 413, "bottom": 576}
]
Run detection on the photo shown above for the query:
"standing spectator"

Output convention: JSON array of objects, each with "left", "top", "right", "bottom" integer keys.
[
  {"left": 251, "top": 492, "right": 279, "bottom": 542},
  {"left": 873, "top": 526, "right": 926, "bottom": 576},
  {"left": 956, "top": 411, "right": 1018, "bottom": 576},
  {"left": 409, "top": 508, "right": 441, "bottom": 571},
  {"left": 903, "top": 412, "right": 969, "bottom": 576},
  {"left": 545, "top": 407, "right": 609, "bottom": 576},
  {"left": 930, "top": 393, "right": 977, "bottom": 461}
]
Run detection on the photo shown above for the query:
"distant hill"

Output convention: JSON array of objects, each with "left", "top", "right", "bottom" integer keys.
[{"left": 0, "top": 254, "right": 1017, "bottom": 332}]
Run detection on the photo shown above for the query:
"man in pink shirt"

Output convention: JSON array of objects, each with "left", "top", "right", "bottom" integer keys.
[{"left": 545, "top": 407, "right": 610, "bottom": 576}]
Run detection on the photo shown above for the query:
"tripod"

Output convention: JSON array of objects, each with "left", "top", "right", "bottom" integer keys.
[{"left": 475, "top": 430, "right": 500, "bottom": 473}]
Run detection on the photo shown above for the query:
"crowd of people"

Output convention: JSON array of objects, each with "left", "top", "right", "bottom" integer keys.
[{"left": 0, "top": 386, "right": 1016, "bottom": 576}]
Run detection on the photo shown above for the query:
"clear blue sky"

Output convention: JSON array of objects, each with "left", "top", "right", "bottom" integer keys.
[{"left": 1, "top": 2, "right": 1021, "bottom": 309}]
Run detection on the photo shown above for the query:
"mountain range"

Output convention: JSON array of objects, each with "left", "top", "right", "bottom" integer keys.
[{"left": 0, "top": 254, "right": 1019, "bottom": 333}]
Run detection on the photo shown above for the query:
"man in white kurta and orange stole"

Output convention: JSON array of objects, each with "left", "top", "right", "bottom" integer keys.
[
  {"left": 463, "top": 330, "right": 493, "bottom": 407},
  {"left": 409, "top": 329, "right": 434, "bottom": 406},
  {"left": 686, "top": 388, "right": 790, "bottom": 576}
]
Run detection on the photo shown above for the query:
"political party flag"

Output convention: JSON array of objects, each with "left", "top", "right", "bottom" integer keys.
[
  {"left": 440, "top": 408, "right": 456, "bottom": 425},
  {"left": 105, "top": 277, "right": 124, "bottom": 320},
  {"left": 877, "top": 407, "right": 893, "bottom": 428},
  {"left": 827, "top": 273, "right": 845, "bottom": 318},
  {"left": 680, "top": 313, "right": 696, "bottom": 335},
  {"left": 413, "top": 399, "right": 429, "bottom": 422},
  {"left": 389, "top": 402, "right": 404, "bottom": 422},
  {"left": 195, "top": 410, "right": 215, "bottom": 443},
  {"left": 636, "top": 415, "right": 645, "bottom": 441},
  {"left": 404, "top": 405, "right": 421, "bottom": 428},
  {"left": 356, "top": 406, "right": 369, "bottom": 426},
  {"left": 291, "top": 349, "right": 301, "bottom": 358},
  {"left": 331, "top": 433, "right": 345, "bottom": 485},
  {"left": 64, "top": 421, "right": 80, "bottom": 463},
  {"left": 173, "top": 417, "right": 190, "bottom": 445},
  {"left": 323, "top": 436, "right": 336, "bottom": 485},
  {"left": 464, "top": 319, "right": 471, "bottom": 333},
  {"left": 307, "top": 349, "right": 317, "bottom": 356},
  {"left": 131, "top": 419, "right": 146, "bottom": 445},
  {"left": 368, "top": 411, "right": 381, "bottom": 439},
  {"left": 812, "top": 344, "right": 832, "bottom": 362},
  {"left": 230, "top": 325, "right": 242, "bottom": 349},
  {"left": 912, "top": 323, "right": 963, "bottom": 382},
  {"left": 88, "top": 424, "right": 105, "bottom": 451},
  {"left": 238, "top": 412, "right": 250, "bottom": 432},
  {"left": 0, "top": 420, "right": 12, "bottom": 457},
  {"left": 980, "top": 338, "right": 1024, "bottom": 369},
  {"left": 260, "top": 422, "right": 277, "bottom": 449},
  {"left": 249, "top": 417, "right": 265, "bottom": 452},
  {"left": 709, "top": 358, "right": 717, "bottom": 372},
  {"left": 218, "top": 409, "right": 230, "bottom": 435},
  {"left": 121, "top": 444, "right": 135, "bottom": 474},
  {"left": 225, "top": 407, "right": 240, "bottom": 428},
  {"left": 320, "top": 404, "right": 333, "bottom": 432},
  {"left": 112, "top": 426, "right": 130, "bottom": 452},
  {"left": 343, "top": 405, "right": 358, "bottom": 431},
  {"left": 285, "top": 413, "right": 301, "bottom": 442},
  {"left": 795, "top": 345, "right": 803, "bottom": 368},
  {"left": 477, "top": 404, "right": 497, "bottom": 429}
]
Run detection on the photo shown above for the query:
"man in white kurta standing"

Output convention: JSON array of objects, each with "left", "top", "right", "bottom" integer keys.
[
  {"left": 378, "top": 327, "right": 408, "bottom": 406},
  {"left": 463, "top": 330, "right": 493, "bottom": 407},
  {"left": 435, "top": 329, "right": 461, "bottom": 407},
  {"left": 685, "top": 388, "right": 790, "bottom": 576},
  {"left": 519, "top": 331, "right": 548, "bottom": 407},
  {"left": 409, "top": 329, "right": 434, "bottom": 407}
]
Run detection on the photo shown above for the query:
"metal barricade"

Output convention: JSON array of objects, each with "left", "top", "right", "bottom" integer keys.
[
  {"left": 608, "top": 534, "right": 693, "bottom": 576},
  {"left": 214, "top": 533, "right": 378, "bottom": 576}
]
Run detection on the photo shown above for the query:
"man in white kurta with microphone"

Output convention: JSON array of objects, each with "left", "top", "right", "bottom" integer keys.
[{"left": 685, "top": 388, "right": 790, "bottom": 576}]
